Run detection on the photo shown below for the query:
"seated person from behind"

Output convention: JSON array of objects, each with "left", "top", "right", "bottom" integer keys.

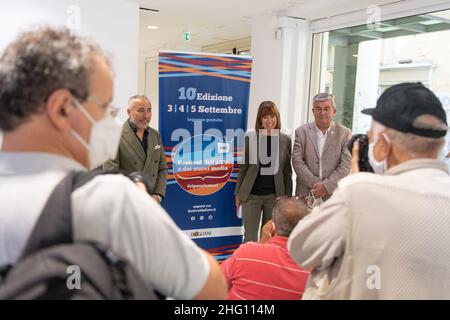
[{"left": 221, "top": 197, "right": 311, "bottom": 300}]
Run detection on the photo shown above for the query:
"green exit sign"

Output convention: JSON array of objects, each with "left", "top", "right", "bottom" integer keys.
[{"left": 183, "top": 31, "right": 190, "bottom": 42}]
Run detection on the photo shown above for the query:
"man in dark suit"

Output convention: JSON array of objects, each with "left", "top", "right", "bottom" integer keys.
[
  {"left": 104, "top": 95, "right": 167, "bottom": 202},
  {"left": 292, "top": 93, "right": 352, "bottom": 203}
]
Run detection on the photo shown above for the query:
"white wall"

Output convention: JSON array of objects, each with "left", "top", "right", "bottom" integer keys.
[
  {"left": 248, "top": 14, "right": 283, "bottom": 131},
  {"left": 142, "top": 56, "right": 159, "bottom": 130},
  {"left": 0, "top": 0, "right": 139, "bottom": 122},
  {"left": 249, "top": 15, "right": 312, "bottom": 133}
]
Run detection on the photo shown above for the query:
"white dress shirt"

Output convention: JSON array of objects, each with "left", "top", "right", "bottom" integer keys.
[{"left": 315, "top": 124, "right": 330, "bottom": 180}]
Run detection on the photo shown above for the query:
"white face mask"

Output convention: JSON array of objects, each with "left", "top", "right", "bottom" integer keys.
[
  {"left": 368, "top": 132, "right": 390, "bottom": 175},
  {"left": 70, "top": 99, "right": 122, "bottom": 169}
]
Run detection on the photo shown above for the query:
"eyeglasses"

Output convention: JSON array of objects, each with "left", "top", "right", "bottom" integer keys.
[
  {"left": 86, "top": 96, "right": 119, "bottom": 117},
  {"left": 135, "top": 107, "right": 152, "bottom": 114}
]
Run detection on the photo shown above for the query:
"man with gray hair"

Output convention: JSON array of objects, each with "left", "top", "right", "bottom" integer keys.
[
  {"left": 292, "top": 93, "right": 352, "bottom": 204},
  {"left": 0, "top": 27, "right": 226, "bottom": 299},
  {"left": 103, "top": 94, "right": 167, "bottom": 202},
  {"left": 221, "top": 197, "right": 310, "bottom": 300},
  {"left": 288, "top": 83, "right": 450, "bottom": 299}
]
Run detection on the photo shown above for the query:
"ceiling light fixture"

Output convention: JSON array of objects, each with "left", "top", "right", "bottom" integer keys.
[{"left": 147, "top": 25, "right": 159, "bottom": 30}]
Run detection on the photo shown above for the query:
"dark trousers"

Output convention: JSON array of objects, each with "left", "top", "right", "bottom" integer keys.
[{"left": 241, "top": 194, "right": 276, "bottom": 242}]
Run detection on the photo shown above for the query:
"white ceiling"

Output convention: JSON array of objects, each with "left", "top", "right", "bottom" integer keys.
[{"left": 131, "top": 0, "right": 403, "bottom": 55}]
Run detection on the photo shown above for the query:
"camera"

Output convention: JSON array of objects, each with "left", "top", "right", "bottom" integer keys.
[{"left": 347, "top": 134, "right": 374, "bottom": 172}]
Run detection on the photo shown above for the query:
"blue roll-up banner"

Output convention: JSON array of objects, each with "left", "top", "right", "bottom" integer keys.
[{"left": 159, "top": 51, "right": 252, "bottom": 260}]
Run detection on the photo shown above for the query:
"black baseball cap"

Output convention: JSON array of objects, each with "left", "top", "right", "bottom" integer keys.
[{"left": 361, "top": 83, "right": 448, "bottom": 138}]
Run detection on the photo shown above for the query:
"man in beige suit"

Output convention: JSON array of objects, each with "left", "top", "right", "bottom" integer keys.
[
  {"left": 292, "top": 93, "right": 352, "bottom": 202},
  {"left": 104, "top": 95, "right": 167, "bottom": 202}
]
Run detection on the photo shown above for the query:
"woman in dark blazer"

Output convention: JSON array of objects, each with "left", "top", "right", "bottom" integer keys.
[{"left": 235, "top": 101, "right": 293, "bottom": 242}]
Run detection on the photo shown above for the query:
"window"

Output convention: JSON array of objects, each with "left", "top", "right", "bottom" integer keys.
[{"left": 312, "top": 8, "right": 450, "bottom": 147}]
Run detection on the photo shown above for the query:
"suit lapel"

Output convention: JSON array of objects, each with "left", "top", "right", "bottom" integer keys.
[
  {"left": 322, "top": 122, "right": 336, "bottom": 156},
  {"left": 307, "top": 123, "right": 320, "bottom": 159},
  {"left": 143, "top": 130, "right": 155, "bottom": 171},
  {"left": 123, "top": 121, "right": 146, "bottom": 163}
]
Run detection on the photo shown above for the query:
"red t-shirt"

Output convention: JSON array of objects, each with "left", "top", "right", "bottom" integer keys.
[{"left": 221, "top": 236, "right": 310, "bottom": 300}]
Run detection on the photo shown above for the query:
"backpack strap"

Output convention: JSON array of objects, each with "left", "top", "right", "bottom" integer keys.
[
  {"left": 20, "top": 169, "right": 119, "bottom": 259},
  {"left": 20, "top": 171, "right": 79, "bottom": 259},
  {"left": 2, "top": 171, "right": 81, "bottom": 281}
]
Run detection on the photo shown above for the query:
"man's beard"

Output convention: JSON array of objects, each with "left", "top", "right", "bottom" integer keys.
[{"left": 132, "top": 119, "right": 149, "bottom": 129}]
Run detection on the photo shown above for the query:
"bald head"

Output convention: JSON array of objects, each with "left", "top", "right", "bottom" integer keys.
[{"left": 272, "top": 198, "right": 310, "bottom": 237}]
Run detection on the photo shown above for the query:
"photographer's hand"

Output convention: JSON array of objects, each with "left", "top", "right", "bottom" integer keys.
[{"left": 351, "top": 140, "right": 360, "bottom": 174}]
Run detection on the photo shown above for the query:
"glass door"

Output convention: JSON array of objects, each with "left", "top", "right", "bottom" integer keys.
[{"left": 311, "top": 8, "right": 450, "bottom": 161}]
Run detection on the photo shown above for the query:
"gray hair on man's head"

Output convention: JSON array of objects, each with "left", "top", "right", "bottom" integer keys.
[
  {"left": 127, "top": 95, "right": 151, "bottom": 109},
  {"left": 0, "top": 26, "right": 111, "bottom": 131},
  {"left": 374, "top": 115, "right": 447, "bottom": 157},
  {"left": 313, "top": 92, "right": 336, "bottom": 109},
  {"left": 272, "top": 198, "right": 310, "bottom": 237}
]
